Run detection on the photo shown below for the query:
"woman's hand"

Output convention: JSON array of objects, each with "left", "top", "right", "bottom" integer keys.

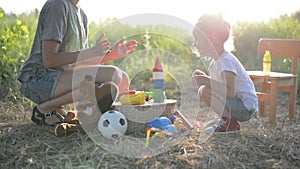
[
  {"left": 94, "top": 33, "right": 111, "bottom": 57},
  {"left": 102, "top": 38, "right": 138, "bottom": 63}
]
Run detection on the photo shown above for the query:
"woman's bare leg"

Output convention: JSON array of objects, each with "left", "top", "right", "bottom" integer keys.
[
  {"left": 54, "top": 65, "right": 123, "bottom": 98},
  {"left": 36, "top": 88, "right": 82, "bottom": 112},
  {"left": 35, "top": 88, "right": 81, "bottom": 124},
  {"left": 118, "top": 71, "right": 130, "bottom": 94},
  {"left": 37, "top": 65, "right": 127, "bottom": 113}
]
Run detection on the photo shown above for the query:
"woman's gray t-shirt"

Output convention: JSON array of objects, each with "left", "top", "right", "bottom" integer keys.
[{"left": 18, "top": 0, "right": 88, "bottom": 83}]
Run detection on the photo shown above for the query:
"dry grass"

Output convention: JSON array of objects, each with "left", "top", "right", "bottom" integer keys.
[{"left": 1, "top": 94, "right": 300, "bottom": 169}]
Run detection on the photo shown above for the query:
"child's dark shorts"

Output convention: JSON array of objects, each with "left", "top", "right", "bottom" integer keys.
[
  {"left": 19, "top": 70, "right": 62, "bottom": 104},
  {"left": 225, "top": 97, "right": 256, "bottom": 122}
]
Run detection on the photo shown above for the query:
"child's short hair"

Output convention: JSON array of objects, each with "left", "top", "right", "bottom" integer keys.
[{"left": 193, "top": 14, "right": 231, "bottom": 44}]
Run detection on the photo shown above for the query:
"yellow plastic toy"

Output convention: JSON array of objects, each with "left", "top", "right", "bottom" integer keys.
[{"left": 120, "top": 91, "right": 146, "bottom": 105}]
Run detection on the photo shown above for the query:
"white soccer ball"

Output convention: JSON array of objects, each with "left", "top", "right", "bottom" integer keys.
[{"left": 98, "top": 110, "right": 128, "bottom": 139}]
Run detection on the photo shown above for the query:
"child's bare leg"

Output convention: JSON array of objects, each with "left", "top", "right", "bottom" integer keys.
[{"left": 198, "top": 85, "right": 230, "bottom": 118}]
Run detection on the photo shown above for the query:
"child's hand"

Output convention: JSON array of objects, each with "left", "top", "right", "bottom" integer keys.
[
  {"left": 105, "top": 38, "right": 138, "bottom": 61},
  {"left": 193, "top": 69, "right": 206, "bottom": 76},
  {"left": 192, "top": 69, "right": 206, "bottom": 87}
]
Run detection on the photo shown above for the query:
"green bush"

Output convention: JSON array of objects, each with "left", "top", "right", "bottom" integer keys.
[{"left": 0, "top": 10, "right": 31, "bottom": 100}]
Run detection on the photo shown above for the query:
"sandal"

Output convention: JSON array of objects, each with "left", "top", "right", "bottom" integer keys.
[{"left": 31, "top": 106, "right": 65, "bottom": 126}]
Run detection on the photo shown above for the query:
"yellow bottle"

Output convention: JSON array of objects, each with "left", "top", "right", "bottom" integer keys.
[{"left": 263, "top": 50, "right": 272, "bottom": 75}]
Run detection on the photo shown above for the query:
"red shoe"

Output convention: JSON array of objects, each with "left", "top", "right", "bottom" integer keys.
[{"left": 205, "top": 117, "right": 240, "bottom": 135}]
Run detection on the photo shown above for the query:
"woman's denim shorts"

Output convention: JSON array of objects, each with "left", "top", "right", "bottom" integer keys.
[{"left": 19, "top": 70, "right": 62, "bottom": 104}]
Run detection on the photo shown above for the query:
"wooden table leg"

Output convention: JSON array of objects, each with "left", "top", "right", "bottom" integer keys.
[
  {"left": 289, "top": 81, "right": 296, "bottom": 120},
  {"left": 259, "top": 79, "right": 268, "bottom": 117},
  {"left": 269, "top": 80, "right": 278, "bottom": 124}
]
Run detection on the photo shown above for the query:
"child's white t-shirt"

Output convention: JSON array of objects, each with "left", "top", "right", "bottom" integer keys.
[{"left": 208, "top": 51, "right": 258, "bottom": 112}]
